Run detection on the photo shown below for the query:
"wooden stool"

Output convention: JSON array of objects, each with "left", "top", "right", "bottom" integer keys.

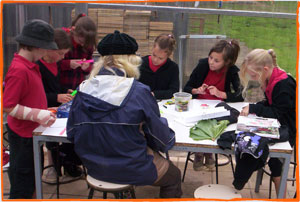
[
  {"left": 86, "top": 175, "right": 136, "bottom": 199},
  {"left": 194, "top": 184, "right": 242, "bottom": 199}
]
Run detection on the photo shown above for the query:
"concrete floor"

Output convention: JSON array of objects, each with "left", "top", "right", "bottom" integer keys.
[{"left": 3, "top": 150, "right": 297, "bottom": 200}]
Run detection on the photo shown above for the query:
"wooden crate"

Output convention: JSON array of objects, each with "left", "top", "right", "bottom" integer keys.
[
  {"left": 149, "top": 22, "right": 173, "bottom": 31},
  {"left": 97, "top": 8, "right": 124, "bottom": 17}
]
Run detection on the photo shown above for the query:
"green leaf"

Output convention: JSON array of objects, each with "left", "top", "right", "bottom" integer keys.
[{"left": 189, "top": 119, "right": 229, "bottom": 141}]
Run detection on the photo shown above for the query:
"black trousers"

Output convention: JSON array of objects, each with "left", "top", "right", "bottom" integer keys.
[{"left": 7, "top": 125, "right": 35, "bottom": 199}]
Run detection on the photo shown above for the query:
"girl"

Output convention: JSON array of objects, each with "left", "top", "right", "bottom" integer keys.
[
  {"left": 139, "top": 34, "right": 179, "bottom": 99},
  {"left": 60, "top": 13, "right": 97, "bottom": 90},
  {"left": 240, "top": 49, "right": 296, "bottom": 197},
  {"left": 38, "top": 28, "right": 82, "bottom": 183},
  {"left": 184, "top": 40, "right": 243, "bottom": 171},
  {"left": 67, "top": 30, "right": 182, "bottom": 198}
]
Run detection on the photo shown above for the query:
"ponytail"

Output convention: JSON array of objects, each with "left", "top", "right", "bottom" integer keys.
[
  {"left": 154, "top": 33, "right": 176, "bottom": 57},
  {"left": 209, "top": 39, "right": 240, "bottom": 67}
]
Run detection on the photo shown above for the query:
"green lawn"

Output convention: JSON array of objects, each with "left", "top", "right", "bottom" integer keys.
[{"left": 190, "top": 1, "right": 297, "bottom": 77}]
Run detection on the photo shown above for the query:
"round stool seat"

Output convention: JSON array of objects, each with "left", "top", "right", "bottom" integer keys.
[
  {"left": 194, "top": 184, "right": 242, "bottom": 199},
  {"left": 86, "top": 175, "right": 133, "bottom": 192}
]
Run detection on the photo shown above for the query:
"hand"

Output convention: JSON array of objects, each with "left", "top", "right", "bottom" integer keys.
[
  {"left": 44, "top": 112, "right": 56, "bottom": 127},
  {"left": 207, "top": 86, "right": 223, "bottom": 98},
  {"left": 47, "top": 107, "right": 58, "bottom": 113},
  {"left": 81, "top": 62, "right": 90, "bottom": 71},
  {"left": 70, "top": 60, "right": 81, "bottom": 69},
  {"left": 240, "top": 105, "right": 250, "bottom": 116},
  {"left": 192, "top": 84, "right": 208, "bottom": 94},
  {"left": 67, "top": 89, "right": 74, "bottom": 94},
  {"left": 57, "top": 94, "right": 73, "bottom": 103},
  {"left": 38, "top": 110, "right": 56, "bottom": 127}
]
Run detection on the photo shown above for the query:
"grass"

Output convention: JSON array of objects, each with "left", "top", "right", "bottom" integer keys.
[{"left": 189, "top": 2, "right": 297, "bottom": 77}]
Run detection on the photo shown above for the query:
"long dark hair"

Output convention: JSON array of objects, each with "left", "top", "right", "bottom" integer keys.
[
  {"left": 209, "top": 39, "right": 240, "bottom": 67},
  {"left": 72, "top": 13, "right": 97, "bottom": 49}
]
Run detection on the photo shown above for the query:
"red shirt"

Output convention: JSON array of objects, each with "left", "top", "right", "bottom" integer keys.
[
  {"left": 197, "top": 68, "right": 226, "bottom": 100},
  {"left": 148, "top": 56, "right": 167, "bottom": 72},
  {"left": 40, "top": 59, "right": 58, "bottom": 76},
  {"left": 3, "top": 53, "right": 48, "bottom": 138}
]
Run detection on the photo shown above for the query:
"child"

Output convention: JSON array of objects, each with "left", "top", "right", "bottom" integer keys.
[
  {"left": 60, "top": 13, "right": 97, "bottom": 90},
  {"left": 67, "top": 30, "right": 182, "bottom": 198},
  {"left": 3, "top": 19, "right": 57, "bottom": 199},
  {"left": 139, "top": 34, "right": 179, "bottom": 99},
  {"left": 38, "top": 28, "right": 82, "bottom": 183},
  {"left": 240, "top": 49, "right": 296, "bottom": 197},
  {"left": 184, "top": 40, "right": 243, "bottom": 171}
]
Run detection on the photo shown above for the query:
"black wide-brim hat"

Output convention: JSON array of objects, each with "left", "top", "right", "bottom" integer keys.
[
  {"left": 15, "top": 19, "right": 58, "bottom": 50},
  {"left": 97, "top": 30, "right": 138, "bottom": 56}
]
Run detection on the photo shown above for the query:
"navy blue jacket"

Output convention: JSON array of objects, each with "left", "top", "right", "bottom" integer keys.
[{"left": 67, "top": 69, "right": 175, "bottom": 185}]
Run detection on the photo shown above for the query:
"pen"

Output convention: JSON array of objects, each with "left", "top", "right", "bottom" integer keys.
[
  {"left": 76, "top": 59, "right": 94, "bottom": 64},
  {"left": 71, "top": 90, "right": 78, "bottom": 96},
  {"left": 163, "top": 105, "right": 167, "bottom": 109}
]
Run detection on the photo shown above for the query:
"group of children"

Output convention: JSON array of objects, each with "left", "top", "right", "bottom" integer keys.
[{"left": 3, "top": 13, "right": 296, "bottom": 199}]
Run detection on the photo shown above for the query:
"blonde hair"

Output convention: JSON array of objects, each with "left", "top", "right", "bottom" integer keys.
[
  {"left": 89, "top": 54, "right": 142, "bottom": 79},
  {"left": 240, "top": 48, "right": 277, "bottom": 96}
]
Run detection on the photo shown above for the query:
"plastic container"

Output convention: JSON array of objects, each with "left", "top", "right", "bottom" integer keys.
[
  {"left": 173, "top": 92, "right": 192, "bottom": 112},
  {"left": 56, "top": 100, "right": 73, "bottom": 118}
]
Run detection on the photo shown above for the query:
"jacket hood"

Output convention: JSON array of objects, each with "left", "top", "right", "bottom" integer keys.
[{"left": 77, "top": 75, "right": 134, "bottom": 119}]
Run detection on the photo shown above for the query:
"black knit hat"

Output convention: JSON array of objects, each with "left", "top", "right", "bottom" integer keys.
[
  {"left": 15, "top": 19, "right": 58, "bottom": 50},
  {"left": 97, "top": 30, "right": 138, "bottom": 56}
]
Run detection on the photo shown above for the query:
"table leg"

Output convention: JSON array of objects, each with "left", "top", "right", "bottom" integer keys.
[
  {"left": 277, "top": 155, "right": 291, "bottom": 198},
  {"left": 33, "top": 137, "right": 43, "bottom": 199},
  {"left": 255, "top": 168, "right": 263, "bottom": 193}
]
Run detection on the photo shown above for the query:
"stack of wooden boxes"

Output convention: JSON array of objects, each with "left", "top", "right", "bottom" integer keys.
[
  {"left": 72, "top": 8, "right": 174, "bottom": 57},
  {"left": 123, "top": 10, "right": 151, "bottom": 56}
]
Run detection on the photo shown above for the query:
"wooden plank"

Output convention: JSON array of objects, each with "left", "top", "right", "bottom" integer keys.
[
  {"left": 124, "top": 10, "right": 151, "bottom": 17},
  {"left": 98, "top": 16, "right": 123, "bottom": 24},
  {"left": 124, "top": 21, "right": 149, "bottom": 27},
  {"left": 97, "top": 8, "right": 124, "bottom": 17},
  {"left": 149, "top": 31, "right": 173, "bottom": 37},
  {"left": 124, "top": 16, "right": 150, "bottom": 22},
  {"left": 149, "top": 22, "right": 173, "bottom": 31},
  {"left": 99, "top": 24, "right": 123, "bottom": 29}
]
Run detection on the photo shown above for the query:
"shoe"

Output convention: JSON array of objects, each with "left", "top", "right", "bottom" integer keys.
[
  {"left": 42, "top": 167, "right": 58, "bottom": 184},
  {"left": 59, "top": 174, "right": 82, "bottom": 184},
  {"left": 193, "top": 153, "right": 204, "bottom": 171},
  {"left": 204, "top": 153, "right": 215, "bottom": 169},
  {"left": 63, "top": 163, "right": 83, "bottom": 177}
]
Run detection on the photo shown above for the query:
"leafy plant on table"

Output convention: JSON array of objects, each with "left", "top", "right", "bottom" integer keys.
[{"left": 190, "top": 119, "right": 230, "bottom": 141}]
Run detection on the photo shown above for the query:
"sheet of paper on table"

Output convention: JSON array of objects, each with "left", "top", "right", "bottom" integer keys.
[{"left": 42, "top": 118, "right": 67, "bottom": 137}]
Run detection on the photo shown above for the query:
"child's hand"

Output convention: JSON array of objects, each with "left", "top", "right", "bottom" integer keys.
[
  {"left": 192, "top": 84, "right": 208, "bottom": 94},
  {"left": 43, "top": 112, "right": 56, "bottom": 127},
  {"left": 240, "top": 105, "right": 250, "bottom": 116},
  {"left": 81, "top": 62, "right": 90, "bottom": 71},
  {"left": 70, "top": 60, "right": 81, "bottom": 69},
  {"left": 57, "top": 94, "right": 73, "bottom": 103},
  {"left": 38, "top": 110, "right": 56, "bottom": 127},
  {"left": 207, "top": 86, "right": 223, "bottom": 98},
  {"left": 67, "top": 89, "right": 74, "bottom": 94}
]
